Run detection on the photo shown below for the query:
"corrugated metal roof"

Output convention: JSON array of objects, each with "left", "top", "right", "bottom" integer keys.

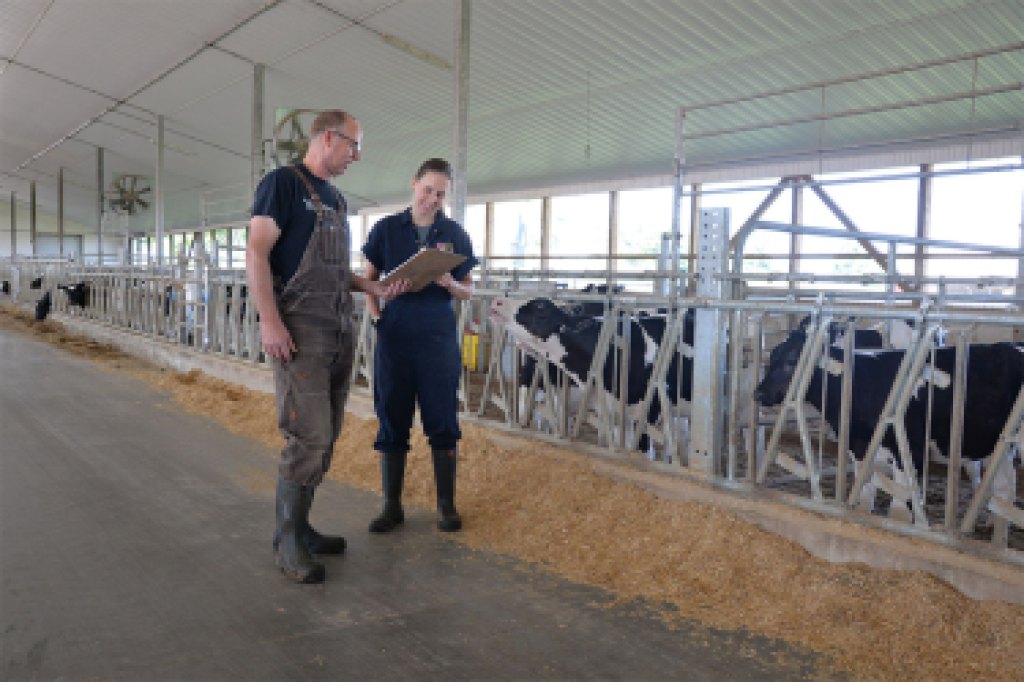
[{"left": 0, "top": 0, "right": 1020, "bottom": 230}]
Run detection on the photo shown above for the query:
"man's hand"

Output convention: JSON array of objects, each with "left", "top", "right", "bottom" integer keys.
[{"left": 260, "top": 318, "right": 297, "bottom": 362}]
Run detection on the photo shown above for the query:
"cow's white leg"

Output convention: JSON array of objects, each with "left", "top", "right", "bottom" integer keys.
[
  {"left": 852, "top": 451, "right": 878, "bottom": 513},
  {"left": 851, "top": 448, "right": 892, "bottom": 512},
  {"left": 963, "top": 459, "right": 983, "bottom": 490},
  {"left": 887, "top": 451, "right": 915, "bottom": 524}
]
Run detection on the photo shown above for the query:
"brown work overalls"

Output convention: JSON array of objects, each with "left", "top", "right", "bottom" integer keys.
[{"left": 272, "top": 166, "right": 355, "bottom": 487}]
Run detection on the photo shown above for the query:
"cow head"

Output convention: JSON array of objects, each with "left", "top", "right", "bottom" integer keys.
[
  {"left": 490, "top": 296, "right": 594, "bottom": 383},
  {"left": 754, "top": 327, "right": 808, "bottom": 406},
  {"left": 490, "top": 297, "right": 571, "bottom": 341}
]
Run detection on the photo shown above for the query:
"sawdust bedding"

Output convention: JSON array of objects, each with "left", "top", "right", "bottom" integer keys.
[{"left": 2, "top": 303, "right": 1022, "bottom": 681}]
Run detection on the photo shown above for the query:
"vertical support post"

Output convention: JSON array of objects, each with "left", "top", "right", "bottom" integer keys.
[
  {"left": 29, "top": 181, "right": 37, "bottom": 256},
  {"left": 97, "top": 147, "right": 105, "bottom": 265},
  {"left": 252, "top": 63, "right": 265, "bottom": 199},
  {"left": 9, "top": 192, "right": 15, "bottom": 257},
  {"left": 155, "top": 114, "right": 165, "bottom": 265},
  {"left": 226, "top": 226, "right": 234, "bottom": 269},
  {"left": 1016, "top": 152, "right": 1024, "bottom": 342},
  {"left": 688, "top": 207, "right": 729, "bottom": 476},
  {"left": 607, "top": 190, "right": 618, "bottom": 287},
  {"left": 670, "top": 108, "right": 686, "bottom": 298},
  {"left": 540, "top": 196, "right": 551, "bottom": 273},
  {"left": 915, "top": 163, "right": 932, "bottom": 285},
  {"left": 58, "top": 167, "right": 65, "bottom": 256},
  {"left": 480, "top": 201, "right": 493, "bottom": 291},
  {"left": 450, "top": 0, "right": 470, "bottom": 226},
  {"left": 687, "top": 182, "right": 701, "bottom": 294},
  {"left": 788, "top": 176, "right": 802, "bottom": 295}
]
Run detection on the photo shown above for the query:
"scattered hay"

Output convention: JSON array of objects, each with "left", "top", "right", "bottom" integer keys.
[{"left": 3, "top": 303, "right": 1022, "bottom": 681}]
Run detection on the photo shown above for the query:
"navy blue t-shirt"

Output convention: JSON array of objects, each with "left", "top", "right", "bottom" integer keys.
[
  {"left": 362, "top": 208, "right": 478, "bottom": 303},
  {"left": 251, "top": 163, "right": 346, "bottom": 287}
]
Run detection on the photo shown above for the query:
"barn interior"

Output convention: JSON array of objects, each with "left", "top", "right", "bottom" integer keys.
[{"left": 2, "top": 1, "right": 1024, "bottom": 680}]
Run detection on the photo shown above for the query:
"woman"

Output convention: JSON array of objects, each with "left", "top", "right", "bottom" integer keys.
[{"left": 361, "top": 158, "right": 478, "bottom": 533}]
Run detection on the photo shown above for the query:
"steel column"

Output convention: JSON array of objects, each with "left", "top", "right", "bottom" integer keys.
[
  {"left": 155, "top": 115, "right": 165, "bottom": 264},
  {"left": 540, "top": 196, "right": 551, "bottom": 272},
  {"left": 1017, "top": 151, "right": 1024, "bottom": 342},
  {"left": 915, "top": 163, "right": 932, "bottom": 284},
  {"left": 252, "top": 64, "right": 265, "bottom": 197},
  {"left": 58, "top": 167, "right": 64, "bottom": 256},
  {"left": 29, "top": 181, "right": 36, "bottom": 255},
  {"left": 607, "top": 190, "right": 618, "bottom": 286},
  {"left": 450, "top": 0, "right": 470, "bottom": 225},
  {"left": 688, "top": 207, "right": 729, "bottom": 475},
  {"left": 9, "top": 191, "right": 15, "bottom": 257},
  {"left": 788, "top": 177, "right": 802, "bottom": 297},
  {"left": 97, "top": 147, "right": 104, "bottom": 265},
  {"left": 687, "top": 182, "right": 701, "bottom": 294},
  {"left": 670, "top": 108, "right": 686, "bottom": 297}
]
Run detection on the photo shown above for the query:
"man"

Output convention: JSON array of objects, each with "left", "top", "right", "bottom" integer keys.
[{"left": 246, "top": 110, "right": 407, "bottom": 584}]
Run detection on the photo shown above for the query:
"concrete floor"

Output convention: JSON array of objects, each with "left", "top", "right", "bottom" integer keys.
[{"left": 1, "top": 327, "right": 832, "bottom": 681}]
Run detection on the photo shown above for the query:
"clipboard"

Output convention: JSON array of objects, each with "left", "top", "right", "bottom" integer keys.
[{"left": 379, "top": 248, "right": 467, "bottom": 292}]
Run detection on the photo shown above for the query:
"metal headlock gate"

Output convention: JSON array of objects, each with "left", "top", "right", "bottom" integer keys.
[{"left": 3, "top": 212, "right": 1024, "bottom": 561}]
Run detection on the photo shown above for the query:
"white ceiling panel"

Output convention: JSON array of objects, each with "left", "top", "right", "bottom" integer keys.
[
  {"left": 0, "top": 0, "right": 51, "bottom": 57},
  {"left": 0, "top": 63, "right": 112, "bottom": 161},
  {"left": 216, "top": 0, "right": 344, "bottom": 66},
  {"left": 130, "top": 49, "right": 252, "bottom": 116}
]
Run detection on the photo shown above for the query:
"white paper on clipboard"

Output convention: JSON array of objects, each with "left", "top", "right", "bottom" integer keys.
[{"left": 379, "top": 248, "right": 467, "bottom": 292}]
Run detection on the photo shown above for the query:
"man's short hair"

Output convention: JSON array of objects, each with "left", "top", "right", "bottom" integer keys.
[{"left": 310, "top": 110, "right": 350, "bottom": 137}]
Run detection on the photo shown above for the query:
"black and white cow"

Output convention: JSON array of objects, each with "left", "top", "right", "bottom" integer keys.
[
  {"left": 58, "top": 281, "right": 92, "bottom": 308},
  {"left": 754, "top": 321, "right": 1022, "bottom": 519},
  {"left": 34, "top": 291, "right": 51, "bottom": 321},
  {"left": 490, "top": 296, "right": 694, "bottom": 452}
]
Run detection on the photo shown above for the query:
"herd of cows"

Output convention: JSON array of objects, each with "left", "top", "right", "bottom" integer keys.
[
  {"left": 2, "top": 276, "right": 248, "bottom": 327},
  {"left": 488, "top": 290, "right": 1022, "bottom": 526}
]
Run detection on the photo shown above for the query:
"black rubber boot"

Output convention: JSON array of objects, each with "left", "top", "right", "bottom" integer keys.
[
  {"left": 274, "top": 478, "right": 326, "bottom": 584},
  {"left": 301, "top": 487, "right": 346, "bottom": 554},
  {"left": 368, "top": 451, "right": 407, "bottom": 533},
  {"left": 432, "top": 448, "right": 462, "bottom": 532}
]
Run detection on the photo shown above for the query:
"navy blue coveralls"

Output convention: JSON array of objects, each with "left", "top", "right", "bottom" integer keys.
[{"left": 362, "top": 208, "right": 478, "bottom": 456}]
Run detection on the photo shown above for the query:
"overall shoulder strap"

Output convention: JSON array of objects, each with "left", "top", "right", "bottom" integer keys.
[
  {"left": 289, "top": 165, "right": 322, "bottom": 212},
  {"left": 330, "top": 187, "right": 347, "bottom": 216}
]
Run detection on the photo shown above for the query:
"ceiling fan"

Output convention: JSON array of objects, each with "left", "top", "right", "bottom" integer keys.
[
  {"left": 107, "top": 174, "right": 151, "bottom": 215},
  {"left": 270, "top": 108, "right": 317, "bottom": 168}
]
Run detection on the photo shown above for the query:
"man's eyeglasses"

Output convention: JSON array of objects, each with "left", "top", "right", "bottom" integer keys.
[{"left": 326, "top": 128, "right": 361, "bottom": 152}]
